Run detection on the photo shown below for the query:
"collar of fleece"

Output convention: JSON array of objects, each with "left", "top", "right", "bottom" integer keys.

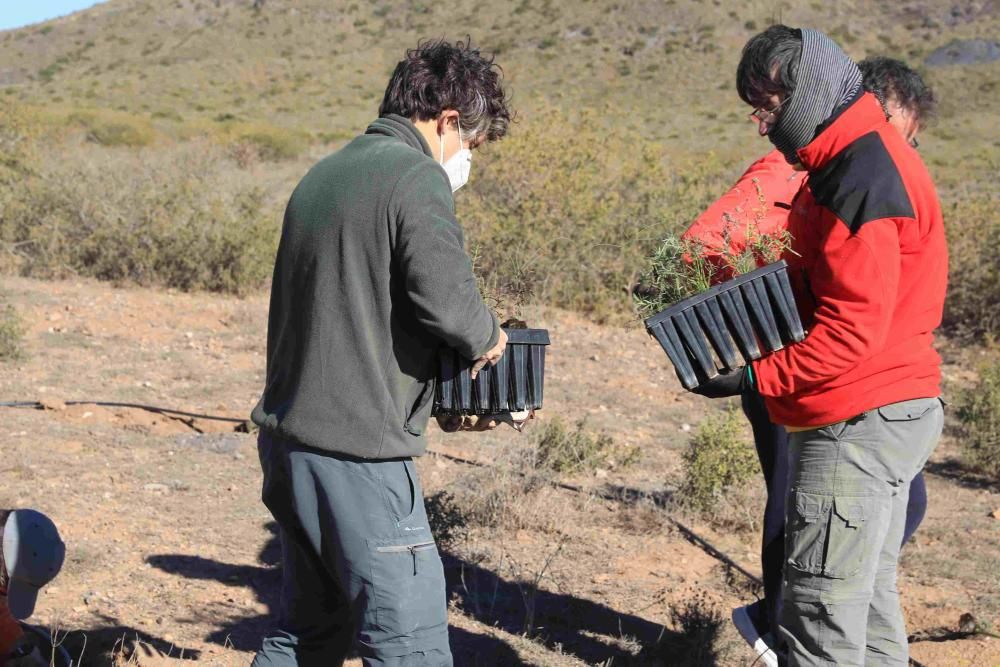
[
  {"left": 365, "top": 114, "right": 433, "bottom": 159},
  {"left": 769, "top": 28, "right": 863, "bottom": 164}
]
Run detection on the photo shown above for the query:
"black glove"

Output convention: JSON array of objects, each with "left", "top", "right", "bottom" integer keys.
[{"left": 690, "top": 367, "right": 750, "bottom": 398}]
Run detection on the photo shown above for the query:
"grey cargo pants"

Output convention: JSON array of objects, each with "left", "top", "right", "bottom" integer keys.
[
  {"left": 780, "top": 397, "right": 944, "bottom": 666},
  {"left": 252, "top": 431, "right": 452, "bottom": 667}
]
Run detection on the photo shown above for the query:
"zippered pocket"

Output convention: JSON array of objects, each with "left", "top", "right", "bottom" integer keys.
[
  {"left": 376, "top": 540, "right": 435, "bottom": 575},
  {"left": 367, "top": 538, "right": 446, "bottom": 635}
]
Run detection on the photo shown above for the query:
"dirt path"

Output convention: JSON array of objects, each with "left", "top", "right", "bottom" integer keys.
[{"left": 1, "top": 276, "right": 997, "bottom": 665}]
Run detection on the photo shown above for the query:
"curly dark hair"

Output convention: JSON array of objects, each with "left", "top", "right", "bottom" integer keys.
[
  {"left": 859, "top": 56, "right": 937, "bottom": 125},
  {"left": 736, "top": 25, "right": 802, "bottom": 108},
  {"left": 379, "top": 38, "right": 512, "bottom": 144}
]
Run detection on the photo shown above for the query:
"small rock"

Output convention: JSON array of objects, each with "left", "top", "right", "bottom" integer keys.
[
  {"left": 991, "top": 508, "right": 1000, "bottom": 520},
  {"left": 959, "top": 612, "right": 978, "bottom": 634},
  {"left": 681, "top": 423, "right": 691, "bottom": 432},
  {"left": 143, "top": 483, "right": 169, "bottom": 494}
]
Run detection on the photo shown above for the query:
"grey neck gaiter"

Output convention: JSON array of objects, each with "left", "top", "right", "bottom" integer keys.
[{"left": 769, "top": 28, "right": 863, "bottom": 164}]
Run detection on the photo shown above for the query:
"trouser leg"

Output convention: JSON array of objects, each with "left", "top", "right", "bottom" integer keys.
[
  {"left": 863, "top": 478, "right": 909, "bottom": 666},
  {"left": 253, "top": 431, "right": 354, "bottom": 667},
  {"left": 901, "top": 472, "right": 927, "bottom": 547},
  {"left": 866, "top": 406, "right": 942, "bottom": 665},
  {"left": 742, "top": 389, "right": 789, "bottom": 638},
  {"left": 253, "top": 432, "right": 452, "bottom": 667},
  {"left": 779, "top": 398, "right": 942, "bottom": 667}
]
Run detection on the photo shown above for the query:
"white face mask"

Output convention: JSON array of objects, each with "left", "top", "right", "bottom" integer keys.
[{"left": 439, "top": 120, "right": 472, "bottom": 192}]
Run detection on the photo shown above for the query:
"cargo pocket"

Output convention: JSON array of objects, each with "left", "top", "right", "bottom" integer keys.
[
  {"left": 367, "top": 536, "right": 447, "bottom": 641},
  {"left": 786, "top": 491, "right": 830, "bottom": 576},
  {"left": 787, "top": 492, "right": 872, "bottom": 580},
  {"left": 824, "top": 496, "right": 871, "bottom": 579}
]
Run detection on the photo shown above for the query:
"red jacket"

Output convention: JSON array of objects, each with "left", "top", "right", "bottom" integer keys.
[
  {"left": 753, "top": 93, "right": 947, "bottom": 427},
  {"left": 682, "top": 150, "right": 805, "bottom": 280}
]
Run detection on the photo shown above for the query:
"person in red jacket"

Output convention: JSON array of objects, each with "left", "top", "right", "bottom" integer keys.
[
  {"left": 683, "top": 57, "right": 937, "bottom": 666},
  {"left": 704, "top": 26, "right": 947, "bottom": 666}
]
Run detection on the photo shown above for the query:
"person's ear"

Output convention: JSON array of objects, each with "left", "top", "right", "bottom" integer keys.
[{"left": 435, "top": 109, "right": 459, "bottom": 136}]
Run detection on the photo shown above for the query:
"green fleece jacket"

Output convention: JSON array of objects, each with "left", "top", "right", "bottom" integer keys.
[{"left": 251, "top": 114, "right": 499, "bottom": 458}]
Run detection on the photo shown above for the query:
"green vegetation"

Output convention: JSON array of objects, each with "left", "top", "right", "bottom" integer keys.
[
  {"left": 680, "top": 408, "right": 758, "bottom": 512},
  {"left": 215, "top": 121, "right": 308, "bottom": 162},
  {"left": 633, "top": 178, "right": 794, "bottom": 319},
  {"left": 0, "top": 297, "right": 25, "bottom": 361},
  {"left": 955, "top": 354, "right": 1000, "bottom": 480},
  {"left": 632, "top": 236, "right": 717, "bottom": 317},
  {"left": 67, "top": 109, "right": 157, "bottom": 147},
  {"left": 943, "top": 188, "right": 1000, "bottom": 342},
  {"left": 532, "top": 417, "right": 637, "bottom": 474},
  {"left": 0, "top": 104, "right": 278, "bottom": 295},
  {"left": 462, "top": 107, "right": 732, "bottom": 322}
]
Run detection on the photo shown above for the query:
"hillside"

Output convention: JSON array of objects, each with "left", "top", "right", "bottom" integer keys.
[{"left": 1, "top": 0, "right": 997, "bottom": 154}]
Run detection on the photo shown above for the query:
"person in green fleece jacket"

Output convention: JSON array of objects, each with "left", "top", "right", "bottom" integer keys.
[{"left": 250, "top": 39, "right": 512, "bottom": 667}]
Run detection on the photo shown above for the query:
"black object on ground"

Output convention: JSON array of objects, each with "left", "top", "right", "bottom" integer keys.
[
  {"left": 434, "top": 328, "right": 550, "bottom": 416},
  {"left": 644, "top": 260, "right": 805, "bottom": 390}
]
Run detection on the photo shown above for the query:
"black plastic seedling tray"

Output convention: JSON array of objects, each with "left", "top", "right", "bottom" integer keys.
[
  {"left": 433, "top": 328, "right": 551, "bottom": 416},
  {"left": 644, "top": 260, "right": 805, "bottom": 390}
]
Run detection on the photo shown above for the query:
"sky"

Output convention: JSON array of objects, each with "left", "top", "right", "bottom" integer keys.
[{"left": 0, "top": 0, "right": 107, "bottom": 32}]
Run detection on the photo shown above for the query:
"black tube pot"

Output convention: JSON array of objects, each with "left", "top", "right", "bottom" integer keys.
[
  {"left": 433, "top": 328, "right": 551, "bottom": 416},
  {"left": 644, "top": 260, "right": 805, "bottom": 390}
]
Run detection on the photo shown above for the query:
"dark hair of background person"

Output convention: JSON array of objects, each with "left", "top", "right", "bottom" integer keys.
[
  {"left": 379, "top": 38, "right": 513, "bottom": 144},
  {"left": 736, "top": 24, "right": 803, "bottom": 108},
  {"left": 858, "top": 56, "right": 937, "bottom": 124}
]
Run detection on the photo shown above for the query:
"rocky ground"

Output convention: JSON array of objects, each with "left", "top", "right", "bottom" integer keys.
[{"left": 1, "top": 276, "right": 997, "bottom": 666}]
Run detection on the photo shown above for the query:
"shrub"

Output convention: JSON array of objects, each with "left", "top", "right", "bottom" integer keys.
[
  {"left": 943, "top": 192, "right": 1000, "bottom": 341},
  {"left": 531, "top": 417, "right": 636, "bottom": 474},
  {"left": 67, "top": 109, "right": 156, "bottom": 147},
  {"left": 954, "top": 355, "right": 1000, "bottom": 480},
  {"left": 217, "top": 121, "right": 307, "bottom": 161},
  {"left": 0, "top": 100, "right": 38, "bottom": 182},
  {"left": 424, "top": 490, "right": 468, "bottom": 548},
  {"left": 680, "top": 407, "right": 758, "bottom": 513},
  {"left": 1, "top": 141, "right": 279, "bottom": 295},
  {"left": 0, "top": 298, "right": 25, "bottom": 361},
  {"left": 461, "top": 103, "right": 734, "bottom": 322}
]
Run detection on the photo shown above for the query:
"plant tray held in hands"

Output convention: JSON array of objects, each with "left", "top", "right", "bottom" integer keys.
[
  {"left": 433, "top": 328, "right": 550, "bottom": 416},
  {"left": 644, "top": 260, "right": 805, "bottom": 390}
]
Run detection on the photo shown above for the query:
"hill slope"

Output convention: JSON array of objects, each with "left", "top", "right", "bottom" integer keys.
[{"left": 1, "top": 0, "right": 997, "bottom": 153}]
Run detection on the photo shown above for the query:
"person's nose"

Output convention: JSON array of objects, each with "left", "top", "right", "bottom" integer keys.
[{"left": 757, "top": 117, "right": 772, "bottom": 136}]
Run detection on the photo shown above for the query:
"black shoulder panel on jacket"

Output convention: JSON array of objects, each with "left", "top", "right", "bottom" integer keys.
[{"left": 807, "top": 132, "right": 915, "bottom": 234}]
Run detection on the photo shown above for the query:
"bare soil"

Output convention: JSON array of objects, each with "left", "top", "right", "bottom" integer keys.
[{"left": 1, "top": 276, "right": 997, "bottom": 666}]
